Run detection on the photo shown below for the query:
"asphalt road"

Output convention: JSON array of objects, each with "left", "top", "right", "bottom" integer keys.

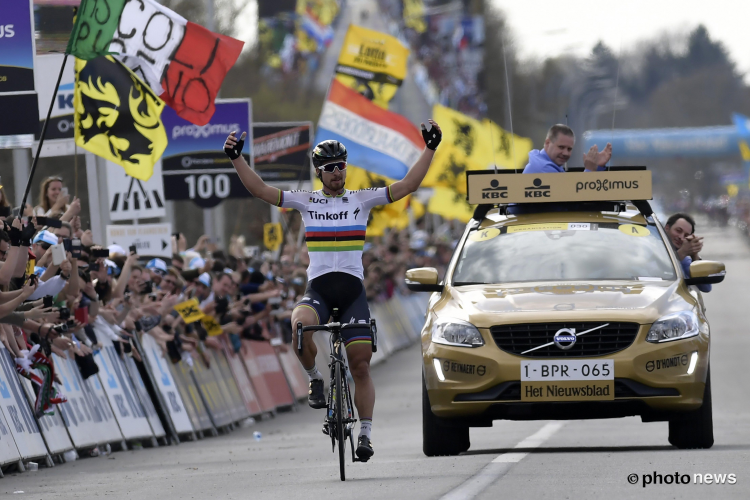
[{"left": 1, "top": 223, "right": 748, "bottom": 499}]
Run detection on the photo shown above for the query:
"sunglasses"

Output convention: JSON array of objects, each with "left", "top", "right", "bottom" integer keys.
[{"left": 317, "top": 161, "right": 347, "bottom": 173}]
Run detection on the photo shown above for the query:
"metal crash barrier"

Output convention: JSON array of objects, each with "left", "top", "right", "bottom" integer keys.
[{"left": 0, "top": 293, "right": 428, "bottom": 475}]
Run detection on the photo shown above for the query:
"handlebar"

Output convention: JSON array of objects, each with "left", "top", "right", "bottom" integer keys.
[
  {"left": 301, "top": 322, "right": 364, "bottom": 333},
  {"left": 296, "top": 319, "right": 377, "bottom": 354}
]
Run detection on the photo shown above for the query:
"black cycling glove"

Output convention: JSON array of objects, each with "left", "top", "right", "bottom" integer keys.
[
  {"left": 224, "top": 132, "right": 245, "bottom": 160},
  {"left": 8, "top": 225, "right": 22, "bottom": 246},
  {"left": 20, "top": 221, "right": 36, "bottom": 247},
  {"left": 421, "top": 122, "right": 442, "bottom": 150}
]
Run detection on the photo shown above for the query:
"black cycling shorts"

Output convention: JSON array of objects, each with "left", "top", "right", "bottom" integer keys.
[{"left": 294, "top": 272, "right": 371, "bottom": 348}]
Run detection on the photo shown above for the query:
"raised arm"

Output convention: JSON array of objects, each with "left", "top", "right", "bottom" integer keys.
[
  {"left": 224, "top": 131, "right": 281, "bottom": 205},
  {"left": 388, "top": 120, "right": 442, "bottom": 202}
]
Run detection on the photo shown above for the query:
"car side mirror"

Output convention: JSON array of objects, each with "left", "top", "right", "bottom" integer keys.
[
  {"left": 685, "top": 260, "right": 726, "bottom": 286},
  {"left": 405, "top": 267, "right": 443, "bottom": 293}
]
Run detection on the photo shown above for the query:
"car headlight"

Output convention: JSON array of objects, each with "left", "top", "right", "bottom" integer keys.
[
  {"left": 646, "top": 311, "right": 700, "bottom": 343},
  {"left": 431, "top": 319, "right": 484, "bottom": 347}
]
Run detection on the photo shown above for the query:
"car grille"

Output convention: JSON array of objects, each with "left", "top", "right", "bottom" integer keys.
[{"left": 489, "top": 322, "right": 640, "bottom": 358}]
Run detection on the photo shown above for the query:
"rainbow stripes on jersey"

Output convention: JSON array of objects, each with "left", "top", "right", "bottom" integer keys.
[{"left": 306, "top": 225, "right": 367, "bottom": 252}]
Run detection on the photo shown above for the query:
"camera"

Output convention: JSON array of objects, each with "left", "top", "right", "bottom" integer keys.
[
  {"left": 58, "top": 307, "right": 70, "bottom": 320},
  {"left": 53, "top": 323, "right": 68, "bottom": 334},
  {"left": 89, "top": 262, "right": 100, "bottom": 272},
  {"left": 43, "top": 295, "right": 53, "bottom": 308},
  {"left": 92, "top": 248, "right": 109, "bottom": 258},
  {"left": 141, "top": 280, "right": 153, "bottom": 295},
  {"left": 71, "top": 238, "right": 81, "bottom": 259}
]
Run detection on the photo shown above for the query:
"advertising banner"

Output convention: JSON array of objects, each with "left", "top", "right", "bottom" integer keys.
[
  {"left": 52, "top": 353, "right": 120, "bottom": 448},
  {"left": 334, "top": 25, "right": 409, "bottom": 109},
  {"left": 33, "top": 53, "right": 76, "bottom": 156},
  {"left": 0, "top": 0, "right": 36, "bottom": 93},
  {"left": 169, "top": 360, "right": 213, "bottom": 432},
  {"left": 161, "top": 99, "right": 253, "bottom": 208},
  {"left": 219, "top": 337, "right": 262, "bottom": 416},
  {"left": 253, "top": 122, "right": 312, "bottom": 184},
  {"left": 0, "top": 0, "right": 39, "bottom": 140},
  {"left": 105, "top": 222, "right": 172, "bottom": 258},
  {"left": 123, "top": 356, "right": 166, "bottom": 438},
  {"left": 0, "top": 347, "right": 48, "bottom": 460},
  {"left": 19, "top": 377, "right": 73, "bottom": 454},
  {"left": 92, "top": 335, "right": 155, "bottom": 440},
  {"left": 139, "top": 333, "right": 194, "bottom": 435}
]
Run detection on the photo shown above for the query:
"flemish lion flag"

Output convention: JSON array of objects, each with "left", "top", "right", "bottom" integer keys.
[
  {"left": 66, "top": 0, "right": 244, "bottom": 125},
  {"left": 74, "top": 56, "right": 167, "bottom": 181}
]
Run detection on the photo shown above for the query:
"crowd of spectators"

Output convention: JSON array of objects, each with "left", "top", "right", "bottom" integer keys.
[
  {"left": 376, "top": 0, "right": 486, "bottom": 118},
  {"left": 0, "top": 175, "right": 451, "bottom": 419}
]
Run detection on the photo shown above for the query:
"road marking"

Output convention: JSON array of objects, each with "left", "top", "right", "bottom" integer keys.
[{"left": 440, "top": 422, "right": 565, "bottom": 500}]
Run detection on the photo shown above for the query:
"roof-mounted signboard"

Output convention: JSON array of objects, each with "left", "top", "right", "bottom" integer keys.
[{"left": 466, "top": 169, "right": 653, "bottom": 205}]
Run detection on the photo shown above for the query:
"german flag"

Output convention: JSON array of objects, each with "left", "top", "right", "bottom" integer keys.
[{"left": 305, "top": 225, "right": 367, "bottom": 252}]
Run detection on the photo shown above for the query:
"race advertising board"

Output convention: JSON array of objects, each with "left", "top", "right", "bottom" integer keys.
[
  {"left": 465, "top": 170, "right": 653, "bottom": 205},
  {"left": 106, "top": 222, "right": 173, "bottom": 258},
  {"left": 0, "top": 0, "right": 36, "bottom": 93},
  {"left": 253, "top": 122, "right": 313, "bottom": 184},
  {"left": 0, "top": 0, "right": 39, "bottom": 140},
  {"left": 33, "top": 53, "right": 75, "bottom": 141},
  {"left": 161, "top": 99, "right": 253, "bottom": 208}
]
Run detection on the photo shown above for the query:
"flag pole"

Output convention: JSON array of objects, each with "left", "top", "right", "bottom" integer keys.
[{"left": 19, "top": 53, "right": 69, "bottom": 215}]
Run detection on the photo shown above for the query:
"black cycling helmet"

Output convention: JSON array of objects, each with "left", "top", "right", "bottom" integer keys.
[{"left": 312, "top": 140, "right": 347, "bottom": 168}]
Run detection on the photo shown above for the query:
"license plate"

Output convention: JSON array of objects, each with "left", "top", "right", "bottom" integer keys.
[{"left": 521, "top": 360, "right": 614, "bottom": 401}]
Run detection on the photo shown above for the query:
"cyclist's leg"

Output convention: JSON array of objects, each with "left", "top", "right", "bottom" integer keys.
[
  {"left": 291, "top": 288, "right": 329, "bottom": 370},
  {"left": 341, "top": 285, "right": 375, "bottom": 459},
  {"left": 292, "top": 287, "right": 331, "bottom": 409}
]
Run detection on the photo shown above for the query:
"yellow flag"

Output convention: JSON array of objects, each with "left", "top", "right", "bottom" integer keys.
[
  {"left": 335, "top": 25, "right": 410, "bottom": 109},
  {"left": 403, "top": 0, "right": 427, "bottom": 33},
  {"left": 201, "top": 315, "right": 224, "bottom": 337},
  {"left": 74, "top": 56, "right": 167, "bottom": 181},
  {"left": 426, "top": 187, "right": 475, "bottom": 223},
  {"left": 264, "top": 223, "right": 283, "bottom": 251},
  {"left": 483, "top": 119, "right": 534, "bottom": 170},
  {"left": 422, "top": 105, "right": 534, "bottom": 193},
  {"left": 739, "top": 140, "right": 750, "bottom": 162},
  {"left": 313, "top": 165, "right": 411, "bottom": 236},
  {"left": 174, "top": 298, "right": 205, "bottom": 324}
]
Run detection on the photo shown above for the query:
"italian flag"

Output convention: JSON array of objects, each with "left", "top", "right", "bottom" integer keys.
[{"left": 67, "top": 0, "right": 243, "bottom": 126}]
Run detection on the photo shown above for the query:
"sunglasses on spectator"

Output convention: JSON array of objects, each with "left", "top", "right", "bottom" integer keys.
[{"left": 316, "top": 161, "right": 347, "bottom": 173}]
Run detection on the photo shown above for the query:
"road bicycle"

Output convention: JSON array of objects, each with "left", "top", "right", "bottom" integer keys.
[{"left": 297, "top": 308, "right": 377, "bottom": 481}]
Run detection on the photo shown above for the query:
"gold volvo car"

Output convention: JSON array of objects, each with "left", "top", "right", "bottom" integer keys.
[{"left": 408, "top": 168, "right": 725, "bottom": 456}]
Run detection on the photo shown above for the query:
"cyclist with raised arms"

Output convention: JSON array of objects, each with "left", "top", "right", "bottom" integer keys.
[{"left": 224, "top": 121, "right": 441, "bottom": 462}]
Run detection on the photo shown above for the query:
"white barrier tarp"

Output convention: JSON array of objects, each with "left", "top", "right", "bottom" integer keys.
[
  {"left": 140, "top": 334, "right": 193, "bottom": 434},
  {"left": 92, "top": 334, "right": 154, "bottom": 441},
  {"left": 0, "top": 399, "right": 20, "bottom": 466},
  {"left": 0, "top": 347, "right": 49, "bottom": 460},
  {"left": 19, "top": 378, "right": 73, "bottom": 454},
  {"left": 123, "top": 355, "right": 166, "bottom": 438},
  {"left": 53, "top": 353, "right": 123, "bottom": 448}
]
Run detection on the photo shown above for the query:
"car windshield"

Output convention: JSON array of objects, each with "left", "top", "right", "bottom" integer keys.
[{"left": 452, "top": 221, "right": 676, "bottom": 284}]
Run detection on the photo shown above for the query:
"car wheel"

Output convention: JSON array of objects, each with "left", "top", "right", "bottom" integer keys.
[
  {"left": 422, "top": 373, "right": 470, "bottom": 456},
  {"left": 668, "top": 367, "right": 714, "bottom": 449}
]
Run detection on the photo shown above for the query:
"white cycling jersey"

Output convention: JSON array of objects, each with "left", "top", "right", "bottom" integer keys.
[{"left": 274, "top": 186, "right": 395, "bottom": 280}]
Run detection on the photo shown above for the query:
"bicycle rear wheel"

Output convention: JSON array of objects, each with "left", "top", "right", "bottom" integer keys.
[{"left": 335, "top": 357, "right": 346, "bottom": 481}]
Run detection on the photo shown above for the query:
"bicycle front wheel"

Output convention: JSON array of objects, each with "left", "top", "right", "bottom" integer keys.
[{"left": 335, "top": 359, "right": 346, "bottom": 481}]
